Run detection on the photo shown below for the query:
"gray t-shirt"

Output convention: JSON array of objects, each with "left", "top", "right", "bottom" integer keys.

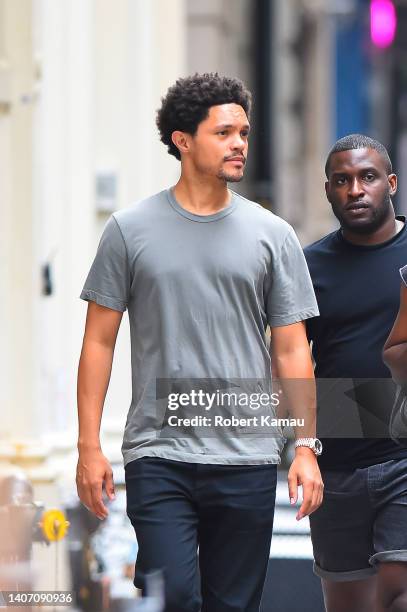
[{"left": 80, "top": 188, "right": 319, "bottom": 466}]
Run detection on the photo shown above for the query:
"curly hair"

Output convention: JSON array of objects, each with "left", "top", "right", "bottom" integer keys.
[
  {"left": 156, "top": 73, "right": 252, "bottom": 160},
  {"left": 325, "top": 133, "right": 392, "bottom": 177}
]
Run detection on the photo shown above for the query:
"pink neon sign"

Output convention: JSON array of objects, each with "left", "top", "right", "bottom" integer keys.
[{"left": 370, "top": 0, "right": 397, "bottom": 48}]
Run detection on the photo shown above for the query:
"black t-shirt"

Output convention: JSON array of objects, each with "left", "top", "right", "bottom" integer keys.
[{"left": 304, "top": 219, "right": 407, "bottom": 469}]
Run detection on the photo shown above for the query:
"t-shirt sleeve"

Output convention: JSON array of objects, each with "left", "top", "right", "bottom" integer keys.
[
  {"left": 400, "top": 265, "right": 407, "bottom": 288},
  {"left": 80, "top": 215, "right": 130, "bottom": 312},
  {"left": 266, "top": 227, "right": 319, "bottom": 327}
]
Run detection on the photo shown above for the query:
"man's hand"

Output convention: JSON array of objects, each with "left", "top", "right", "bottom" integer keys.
[
  {"left": 288, "top": 447, "right": 324, "bottom": 521},
  {"left": 76, "top": 447, "right": 115, "bottom": 520}
]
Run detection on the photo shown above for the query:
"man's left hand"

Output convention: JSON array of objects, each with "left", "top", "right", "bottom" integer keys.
[{"left": 287, "top": 447, "right": 324, "bottom": 521}]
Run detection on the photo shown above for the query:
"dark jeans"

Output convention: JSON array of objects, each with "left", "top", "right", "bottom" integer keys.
[{"left": 125, "top": 457, "right": 277, "bottom": 612}]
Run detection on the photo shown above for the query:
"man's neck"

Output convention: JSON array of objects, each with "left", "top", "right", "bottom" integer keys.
[
  {"left": 173, "top": 174, "right": 231, "bottom": 216},
  {"left": 341, "top": 214, "right": 404, "bottom": 246}
]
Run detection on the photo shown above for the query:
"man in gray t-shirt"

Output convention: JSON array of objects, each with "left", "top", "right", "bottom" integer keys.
[{"left": 76, "top": 73, "right": 323, "bottom": 612}]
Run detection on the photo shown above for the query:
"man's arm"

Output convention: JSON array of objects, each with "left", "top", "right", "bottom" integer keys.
[
  {"left": 76, "top": 301, "right": 123, "bottom": 520},
  {"left": 271, "top": 321, "right": 323, "bottom": 520},
  {"left": 383, "top": 284, "right": 407, "bottom": 385}
]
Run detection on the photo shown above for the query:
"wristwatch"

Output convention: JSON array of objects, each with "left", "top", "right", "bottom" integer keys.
[{"left": 294, "top": 437, "right": 323, "bottom": 456}]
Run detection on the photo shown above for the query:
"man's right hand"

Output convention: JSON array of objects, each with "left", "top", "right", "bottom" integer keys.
[{"left": 76, "top": 448, "right": 115, "bottom": 520}]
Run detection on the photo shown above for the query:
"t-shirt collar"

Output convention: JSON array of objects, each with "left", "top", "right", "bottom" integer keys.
[
  {"left": 166, "top": 187, "right": 237, "bottom": 223},
  {"left": 337, "top": 215, "right": 406, "bottom": 250}
]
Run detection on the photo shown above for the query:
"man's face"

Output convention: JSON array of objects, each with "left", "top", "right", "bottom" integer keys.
[
  {"left": 184, "top": 103, "right": 250, "bottom": 182},
  {"left": 325, "top": 148, "right": 397, "bottom": 234}
]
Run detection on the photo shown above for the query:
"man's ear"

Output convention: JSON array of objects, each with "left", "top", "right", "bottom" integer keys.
[
  {"left": 171, "top": 131, "right": 190, "bottom": 157},
  {"left": 388, "top": 173, "right": 397, "bottom": 197}
]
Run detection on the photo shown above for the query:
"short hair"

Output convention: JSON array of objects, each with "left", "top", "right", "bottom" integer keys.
[
  {"left": 156, "top": 73, "right": 252, "bottom": 160},
  {"left": 325, "top": 133, "right": 392, "bottom": 177}
]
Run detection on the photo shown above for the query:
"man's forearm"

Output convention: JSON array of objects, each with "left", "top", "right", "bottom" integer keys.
[
  {"left": 383, "top": 344, "right": 407, "bottom": 385},
  {"left": 77, "top": 339, "right": 115, "bottom": 450},
  {"left": 272, "top": 346, "right": 316, "bottom": 439}
]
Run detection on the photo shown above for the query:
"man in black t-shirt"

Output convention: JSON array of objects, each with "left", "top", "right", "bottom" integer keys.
[{"left": 304, "top": 134, "right": 407, "bottom": 612}]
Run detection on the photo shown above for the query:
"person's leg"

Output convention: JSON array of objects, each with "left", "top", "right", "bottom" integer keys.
[
  {"left": 125, "top": 457, "right": 201, "bottom": 612},
  {"left": 309, "top": 467, "right": 377, "bottom": 612},
  {"left": 321, "top": 576, "right": 377, "bottom": 612},
  {"left": 377, "top": 563, "right": 407, "bottom": 612},
  {"left": 197, "top": 463, "right": 277, "bottom": 612},
  {"left": 368, "top": 458, "right": 407, "bottom": 612}
]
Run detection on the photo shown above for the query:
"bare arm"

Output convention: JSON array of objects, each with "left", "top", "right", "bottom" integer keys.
[
  {"left": 383, "top": 284, "right": 407, "bottom": 385},
  {"left": 271, "top": 322, "right": 316, "bottom": 437},
  {"left": 271, "top": 321, "right": 323, "bottom": 520},
  {"left": 76, "top": 302, "right": 123, "bottom": 519}
]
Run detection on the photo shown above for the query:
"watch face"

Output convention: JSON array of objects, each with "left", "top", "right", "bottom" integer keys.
[{"left": 314, "top": 439, "right": 323, "bottom": 455}]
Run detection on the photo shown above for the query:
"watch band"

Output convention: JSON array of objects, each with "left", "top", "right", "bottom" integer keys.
[{"left": 294, "top": 437, "right": 323, "bottom": 456}]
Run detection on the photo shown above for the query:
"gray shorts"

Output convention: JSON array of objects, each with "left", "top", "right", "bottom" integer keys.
[{"left": 309, "top": 458, "right": 407, "bottom": 582}]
